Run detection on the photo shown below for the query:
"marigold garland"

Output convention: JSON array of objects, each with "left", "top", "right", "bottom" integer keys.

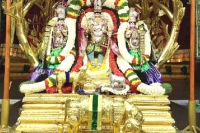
[
  {"left": 71, "top": 56, "right": 84, "bottom": 72},
  {"left": 114, "top": 0, "right": 120, "bottom": 7},
  {"left": 144, "top": 54, "right": 150, "bottom": 61},
  {"left": 46, "top": 55, "right": 65, "bottom": 64},
  {"left": 132, "top": 57, "right": 139, "bottom": 65},
  {"left": 67, "top": 0, "right": 83, "bottom": 18},
  {"left": 124, "top": 68, "right": 141, "bottom": 92},
  {"left": 66, "top": 0, "right": 87, "bottom": 19},
  {"left": 53, "top": 69, "right": 62, "bottom": 75},
  {"left": 45, "top": 77, "right": 56, "bottom": 87},
  {"left": 61, "top": 84, "right": 73, "bottom": 93},
  {"left": 109, "top": 50, "right": 123, "bottom": 76},
  {"left": 115, "top": 0, "right": 129, "bottom": 22},
  {"left": 46, "top": 86, "right": 57, "bottom": 93},
  {"left": 70, "top": 49, "right": 76, "bottom": 56}
]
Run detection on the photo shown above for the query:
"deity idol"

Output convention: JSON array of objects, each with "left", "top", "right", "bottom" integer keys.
[
  {"left": 117, "top": 7, "right": 172, "bottom": 95},
  {"left": 29, "top": 2, "right": 68, "bottom": 81},
  {"left": 85, "top": 0, "right": 112, "bottom": 68},
  {"left": 19, "top": 2, "right": 78, "bottom": 94}
]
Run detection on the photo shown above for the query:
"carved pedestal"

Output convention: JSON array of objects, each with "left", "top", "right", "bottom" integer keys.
[{"left": 13, "top": 94, "right": 176, "bottom": 133}]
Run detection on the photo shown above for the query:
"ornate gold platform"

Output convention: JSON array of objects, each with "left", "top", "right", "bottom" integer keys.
[{"left": 14, "top": 94, "right": 176, "bottom": 133}]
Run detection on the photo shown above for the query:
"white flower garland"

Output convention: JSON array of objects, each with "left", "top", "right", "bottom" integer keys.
[
  {"left": 86, "top": 0, "right": 92, "bottom": 6},
  {"left": 101, "top": 84, "right": 130, "bottom": 95},
  {"left": 69, "top": 4, "right": 82, "bottom": 11},
  {"left": 118, "top": 22, "right": 134, "bottom": 63},
  {"left": 118, "top": 6, "right": 129, "bottom": 16},
  {"left": 137, "top": 83, "right": 165, "bottom": 96},
  {"left": 60, "top": 18, "right": 76, "bottom": 57},
  {"left": 123, "top": 5, "right": 129, "bottom": 13},
  {"left": 103, "top": 0, "right": 116, "bottom": 9},
  {"left": 117, "top": 55, "right": 132, "bottom": 73},
  {"left": 20, "top": 81, "right": 46, "bottom": 94},
  {"left": 57, "top": 53, "right": 75, "bottom": 71}
]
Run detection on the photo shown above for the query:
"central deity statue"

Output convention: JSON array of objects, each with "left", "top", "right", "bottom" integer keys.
[{"left": 85, "top": 0, "right": 112, "bottom": 68}]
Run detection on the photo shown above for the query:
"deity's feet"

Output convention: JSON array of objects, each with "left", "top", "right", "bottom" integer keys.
[
  {"left": 97, "top": 63, "right": 102, "bottom": 68},
  {"left": 90, "top": 61, "right": 102, "bottom": 69},
  {"left": 91, "top": 61, "right": 96, "bottom": 68}
]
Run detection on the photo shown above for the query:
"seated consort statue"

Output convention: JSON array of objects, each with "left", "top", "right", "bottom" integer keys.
[
  {"left": 19, "top": 2, "right": 78, "bottom": 94},
  {"left": 116, "top": 7, "right": 172, "bottom": 95}
]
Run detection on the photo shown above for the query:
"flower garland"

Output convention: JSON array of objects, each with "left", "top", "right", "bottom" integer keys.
[
  {"left": 137, "top": 83, "right": 165, "bottom": 96},
  {"left": 114, "top": 0, "right": 129, "bottom": 22},
  {"left": 46, "top": 55, "right": 65, "bottom": 64},
  {"left": 71, "top": 55, "right": 84, "bottom": 72},
  {"left": 116, "top": 56, "right": 140, "bottom": 92},
  {"left": 19, "top": 81, "right": 46, "bottom": 94},
  {"left": 103, "top": 0, "right": 116, "bottom": 9},
  {"left": 116, "top": 50, "right": 168, "bottom": 95},
  {"left": 19, "top": 51, "right": 76, "bottom": 94},
  {"left": 66, "top": 0, "right": 87, "bottom": 19},
  {"left": 109, "top": 50, "right": 123, "bottom": 76},
  {"left": 57, "top": 51, "right": 76, "bottom": 71},
  {"left": 109, "top": 50, "right": 138, "bottom": 93},
  {"left": 101, "top": 84, "right": 130, "bottom": 95}
]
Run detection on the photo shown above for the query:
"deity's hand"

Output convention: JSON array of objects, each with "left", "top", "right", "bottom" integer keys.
[{"left": 125, "top": 29, "right": 132, "bottom": 38}]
